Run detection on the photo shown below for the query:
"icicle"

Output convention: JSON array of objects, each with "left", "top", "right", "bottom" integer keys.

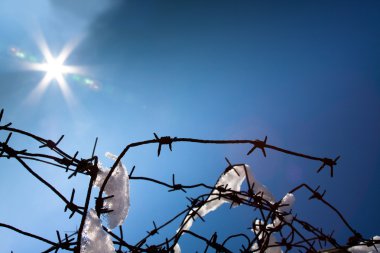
[
  {"left": 95, "top": 152, "right": 130, "bottom": 229},
  {"left": 80, "top": 209, "right": 115, "bottom": 253}
]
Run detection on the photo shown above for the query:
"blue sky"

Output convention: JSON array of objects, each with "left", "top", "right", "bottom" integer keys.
[{"left": 0, "top": 0, "right": 379, "bottom": 252}]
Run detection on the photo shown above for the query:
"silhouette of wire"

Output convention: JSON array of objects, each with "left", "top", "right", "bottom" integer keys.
[{"left": 0, "top": 108, "right": 378, "bottom": 253}]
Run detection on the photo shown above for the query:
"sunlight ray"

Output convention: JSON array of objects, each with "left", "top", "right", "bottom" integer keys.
[
  {"left": 24, "top": 33, "right": 83, "bottom": 104},
  {"left": 26, "top": 74, "right": 53, "bottom": 104},
  {"left": 56, "top": 73, "right": 75, "bottom": 105},
  {"left": 56, "top": 36, "right": 84, "bottom": 64}
]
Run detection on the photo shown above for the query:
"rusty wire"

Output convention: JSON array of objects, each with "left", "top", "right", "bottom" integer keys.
[{"left": 0, "top": 108, "right": 378, "bottom": 253}]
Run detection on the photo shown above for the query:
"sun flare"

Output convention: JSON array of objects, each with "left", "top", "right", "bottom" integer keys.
[
  {"left": 44, "top": 58, "right": 66, "bottom": 79},
  {"left": 26, "top": 34, "right": 83, "bottom": 105}
]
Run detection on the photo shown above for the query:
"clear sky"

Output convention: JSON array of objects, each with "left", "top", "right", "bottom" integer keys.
[{"left": 0, "top": 0, "right": 379, "bottom": 252}]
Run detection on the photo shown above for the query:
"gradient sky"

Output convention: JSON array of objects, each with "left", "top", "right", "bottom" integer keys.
[{"left": 0, "top": 0, "right": 379, "bottom": 252}]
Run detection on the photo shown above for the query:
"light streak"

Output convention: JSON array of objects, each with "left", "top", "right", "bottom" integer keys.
[{"left": 9, "top": 36, "right": 100, "bottom": 105}]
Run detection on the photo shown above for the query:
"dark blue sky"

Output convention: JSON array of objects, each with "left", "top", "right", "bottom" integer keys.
[{"left": 0, "top": 0, "right": 379, "bottom": 252}]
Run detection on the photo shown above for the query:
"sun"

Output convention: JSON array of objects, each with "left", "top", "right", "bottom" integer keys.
[
  {"left": 26, "top": 34, "right": 83, "bottom": 105},
  {"left": 45, "top": 57, "right": 66, "bottom": 80}
]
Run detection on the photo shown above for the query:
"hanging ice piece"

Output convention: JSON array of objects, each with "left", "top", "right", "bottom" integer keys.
[
  {"left": 81, "top": 209, "right": 115, "bottom": 253},
  {"left": 178, "top": 164, "right": 274, "bottom": 233},
  {"left": 251, "top": 193, "right": 295, "bottom": 253},
  {"left": 251, "top": 220, "right": 282, "bottom": 253},
  {"left": 94, "top": 152, "right": 130, "bottom": 229},
  {"left": 271, "top": 193, "right": 295, "bottom": 228},
  {"left": 173, "top": 243, "right": 181, "bottom": 253}
]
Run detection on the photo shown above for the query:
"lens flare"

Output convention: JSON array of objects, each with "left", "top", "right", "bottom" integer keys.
[
  {"left": 25, "top": 34, "right": 81, "bottom": 105},
  {"left": 45, "top": 58, "right": 65, "bottom": 79},
  {"left": 9, "top": 34, "right": 101, "bottom": 105}
]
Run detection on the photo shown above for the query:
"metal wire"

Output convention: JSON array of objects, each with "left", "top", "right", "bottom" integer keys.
[{"left": 0, "top": 109, "right": 377, "bottom": 253}]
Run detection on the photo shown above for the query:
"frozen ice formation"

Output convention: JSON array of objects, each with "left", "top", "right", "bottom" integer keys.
[
  {"left": 251, "top": 192, "right": 295, "bottom": 253},
  {"left": 175, "top": 164, "right": 274, "bottom": 250},
  {"left": 179, "top": 164, "right": 274, "bottom": 232},
  {"left": 348, "top": 236, "right": 380, "bottom": 253},
  {"left": 251, "top": 220, "right": 282, "bottom": 253},
  {"left": 94, "top": 152, "right": 130, "bottom": 229},
  {"left": 80, "top": 209, "right": 115, "bottom": 253}
]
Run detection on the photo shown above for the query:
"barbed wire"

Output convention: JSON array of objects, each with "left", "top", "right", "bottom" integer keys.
[{"left": 0, "top": 108, "right": 378, "bottom": 253}]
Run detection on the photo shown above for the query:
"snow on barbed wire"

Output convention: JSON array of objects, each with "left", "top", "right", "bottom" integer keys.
[
  {"left": 81, "top": 209, "right": 115, "bottom": 253},
  {"left": 173, "top": 243, "right": 181, "bottom": 253},
  {"left": 348, "top": 236, "right": 380, "bottom": 253},
  {"left": 174, "top": 164, "right": 274, "bottom": 250},
  {"left": 179, "top": 164, "right": 274, "bottom": 232},
  {"left": 251, "top": 193, "right": 295, "bottom": 253},
  {"left": 251, "top": 220, "right": 282, "bottom": 253},
  {"left": 271, "top": 193, "right": 295, "bottom": 228},
  {"left": 244, "top": 164, "right": 275, "bottom": 204},
  {"left": 94, "top": 152, "right": 130, "bottom": 229}
]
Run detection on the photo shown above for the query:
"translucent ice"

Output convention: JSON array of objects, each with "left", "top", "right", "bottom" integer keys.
[
  {"left": 94, "top": 152, "right": 130, "bottom": 229},
  {"left": 348, "top": 236, "right": 380, "bottom": 253},
  {"left": 80, "top": 209, "right": 115, "bottom": 253},
  {"left": 178, "top": 164, "right": 274, "bottom": 233}
]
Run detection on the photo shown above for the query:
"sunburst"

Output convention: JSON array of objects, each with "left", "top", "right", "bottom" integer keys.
[{"left": 26, "top": 34, "right": 84, "bottom": 105}]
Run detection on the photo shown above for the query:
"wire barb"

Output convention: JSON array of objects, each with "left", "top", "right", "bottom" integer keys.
[
  {"left": 1, "top": 117, "right": 375, "bottom": 253},
  {"left": 64, "top": 189, "right": 82, "bottom": 219},
  {"left": 153, "top": 133, "right": 177, "bottom": 156},
  {"left": 39, "top": 135, "right": 65, "bottom": 150},
  {"left": 0, "top": 109, "right": 12, "bottom": 128},
  {"left": 247, "top": 136, "right": 268, "bottom": 157},
  {"left": 317, "top": 156, "right": 340, "bottom": 177}
]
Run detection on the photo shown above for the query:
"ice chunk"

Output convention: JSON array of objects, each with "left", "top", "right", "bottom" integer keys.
[
  {"left": 81, "top": 209, "right": 115, "bottom": 253},
  {"left": 272, "top": 193, "right": 295, "bottom": 228},
  {"left": 251, "top": 220, "right": 282, "bottom": 253},
  {"left": 348, "top": 236, "right": 380, "bottom": 253},
  {"left": 94, "top": 152, "right": 130, "bottom": 229},
  {"left": 174, "top": 165, "right": 276, "bottom": 251},
  {"left": 250, "top": 193, "right": 295, "bottom": 253},
  {"left": 244, "top": 165, "right": 275, "bottom": 203},
  {"left": 179, "top": 165, "right": 274, "bottom": 232},
  {"left": 173, "top": 243, "right": 181, "bottom": 253}
]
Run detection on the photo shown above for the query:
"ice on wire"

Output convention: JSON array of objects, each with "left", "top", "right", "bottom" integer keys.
[
  {"left": 94, "top": 152, "right": 130, "bottom": 229},
  {"left": 80, "top": 209, "right": 115, "bottom": 253},
  {"left": 348, "top": 236, "right": 380, "bottom": 253},
  {"left": 175, "top": 164, "right": 275, "bottom": 250}
]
